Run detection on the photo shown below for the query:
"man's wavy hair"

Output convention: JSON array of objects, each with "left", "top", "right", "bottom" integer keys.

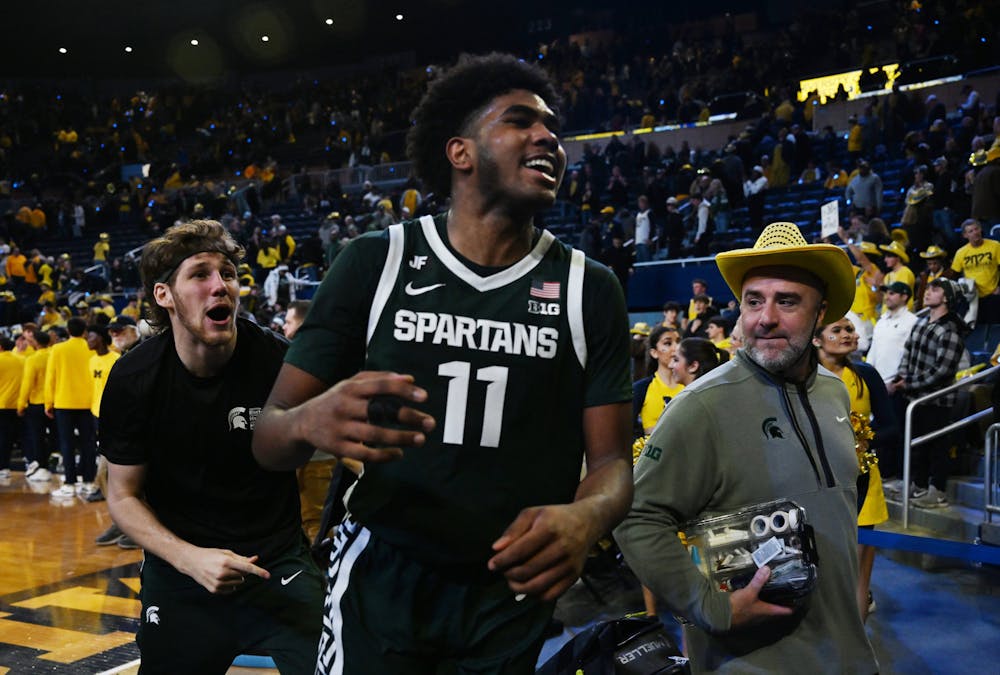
[
  {"left": 406, "top": 52, "right": 562, "bottom": 198},
  {"left": 140, "top": 219, "right": 244, "bottom": 329}
]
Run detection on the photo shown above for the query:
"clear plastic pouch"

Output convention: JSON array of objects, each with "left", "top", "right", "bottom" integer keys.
[{"left": 680, "top": 499, "right": 818, "bottom": 607}]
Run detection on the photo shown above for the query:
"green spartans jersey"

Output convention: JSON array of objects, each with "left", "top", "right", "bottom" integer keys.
[{"left": 288, "top": 214, "right": 631, "bottom": 569}]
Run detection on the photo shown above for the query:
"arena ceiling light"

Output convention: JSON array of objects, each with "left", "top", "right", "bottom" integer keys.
[
  {"left": 261, "top": 35, "right": 269, "bottom": 42},
  {"left": 190, "top": 38, "right": 199, "bottom": 46},
  {"left": 395, "top": 14, "right": 403, "bottom": 21},
  {"left": 325, "top": 18, "right": 333, "bottom": 25},
  {"left": 58, "top": 47, "right": 67, "bottom": 54}
]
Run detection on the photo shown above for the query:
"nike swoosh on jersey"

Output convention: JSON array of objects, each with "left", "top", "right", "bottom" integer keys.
[
  {"left": 836, "top": 416, "right": 848, "bottom": 423},
  {"left": 280, "top": 570, "right": 303, "bottom": 586},
  {"left": 405, "top": 282, "right": 446, "bottom": 296}
]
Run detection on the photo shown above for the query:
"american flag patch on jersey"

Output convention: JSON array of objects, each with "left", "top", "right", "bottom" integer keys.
[{"left": 530, "top": 280, "right": 561, "bottom": 299}]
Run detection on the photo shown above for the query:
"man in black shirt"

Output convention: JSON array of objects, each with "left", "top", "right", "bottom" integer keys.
[{"left": 101, "top": 220, "right": 323, "bottom": 674}]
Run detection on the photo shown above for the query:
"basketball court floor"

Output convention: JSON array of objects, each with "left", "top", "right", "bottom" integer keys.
[{"left": 2, "top": 470, "right": 998, "bottom": 674}]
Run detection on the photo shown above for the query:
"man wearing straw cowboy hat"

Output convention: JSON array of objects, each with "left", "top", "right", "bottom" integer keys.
[
  {"left": 914, "top": 244, "right": 952, "bottom": 312},
  {"left": 617, "top": 222, "right": 877, "bottom": 673},
  {"left": 879, "top": 239, "right": 915, "bottom": 310}
]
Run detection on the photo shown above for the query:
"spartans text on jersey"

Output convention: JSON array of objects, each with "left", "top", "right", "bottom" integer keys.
[{"left": 393, "top": 309, "right": 558, "bottom": 358}]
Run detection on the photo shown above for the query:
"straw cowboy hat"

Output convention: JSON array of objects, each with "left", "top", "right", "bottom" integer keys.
[
  {"left": 716, "top": 221, "right": 855, "bottom": 322},
  {"left": 629, "top": 321, "right": 652, "bottom": 336},
  {"left": 920, "top": 245, "right": 948, "bottom": 259},
  {"left": 878, "top": 240, "right": 910, "bottom": 263},
  {"left": 859, "top": 241, "right": 881, "bottom": 257}
]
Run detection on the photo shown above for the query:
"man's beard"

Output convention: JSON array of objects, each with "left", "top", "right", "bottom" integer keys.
[
  {"left": 745, "top": 333, "right": 812, "bottom": 376},
  {"left": 112, "top": 334, "right": 137, "bottom": 352}
]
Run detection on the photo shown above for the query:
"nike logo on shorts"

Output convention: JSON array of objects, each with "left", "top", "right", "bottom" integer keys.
[
  {"left": 280, "top": 570, "right": 303, "bottom": 586},
  {"left": 405, "top": 282, "right": 445, "bottom": 296}
]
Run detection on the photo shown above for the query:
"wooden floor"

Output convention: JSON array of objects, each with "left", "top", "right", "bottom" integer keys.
[{"left": 0, "top": 471, "right": 278, "bottom": 674}]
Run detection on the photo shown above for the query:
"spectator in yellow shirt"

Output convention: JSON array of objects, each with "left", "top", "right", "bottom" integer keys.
[
  {"left": 94, "top": 233, "right": 111, "bottom": 275},
  {"left": 5, "top": 246, "right": 27, "bottom": 292},
  {"left": 951, "top": 218, "right": 1000, "bottom": 323},
  {"left": 37, "top": 282, "right": 56, "bottom": 308},
  {"left": 706, "top": 315, "right": 733, "bottom": 351},
  {"left": 44, "top": 317, "right": 97, "bottom": 498},
  {"left": 29, "top": 204, "right": 47, "bottom": 232},
  {"left": 38, "top": 256, "right": 54, "bottom": 287},
  {"left": 879, "top": 240, "right": 916, "bottom": 310},
  {"left": 120, "top": 295, "right": 142, "bottom": 322},
  {"left": 94, "top": 295, "right": 116, "bottom": 320},
  {"left": 18, "top": 331, "right": 53, "bottom": 481},
  {"left": 87, "top": 324, "right": 119, "bottom": 420},
  {"left": 824, "top": 160, "right": 850, "bottom": 190},
  {"left": 256, "top": 237, "right": 281, "bottom": 282},
  {"left": 39, "top": 302, "right": 62, "bottom": 327},
  {"left": 0, "top": 337, "right": 25, "bottom": 479}
]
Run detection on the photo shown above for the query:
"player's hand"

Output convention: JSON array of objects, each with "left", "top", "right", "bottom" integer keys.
[
  {"left": 295, "top": 371, "right": 435, "bottom": 464},
  {"left": 45, "top": 407, "right": 54, "bottom": 419},
  {"left": 487, "top": 504, "right": 595, "bottom": 602},
  {"left": 728, "top": 566, "right": 794, "bottom": 629},
  {"left": 178, "top": 547, "right": 270, "bottom": 595}
]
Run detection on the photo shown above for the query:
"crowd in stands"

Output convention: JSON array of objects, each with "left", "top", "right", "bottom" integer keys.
[
  {"left": 0, "top": 8, "right": 998, "bottom": 673},
  {"left": 0, "top": 1, "right": 997, "bottom": 340}
]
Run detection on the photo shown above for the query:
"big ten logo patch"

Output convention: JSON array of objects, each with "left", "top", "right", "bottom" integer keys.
[
  {"left": 527, "top": 299, "right": 560, "bottom": 316},
  {"left": 642, "top": 444, "right": 663, "bottom": 461}
]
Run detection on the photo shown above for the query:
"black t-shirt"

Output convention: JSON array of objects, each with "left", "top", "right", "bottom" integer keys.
[{"left": 100, "top": 319, "right": 300, "bottom": 563}]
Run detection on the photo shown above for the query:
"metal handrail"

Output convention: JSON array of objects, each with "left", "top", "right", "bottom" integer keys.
[
  {"left": 985, "top": 423, "right": 1000, "bottom": 523},
  {"left": 281, "top": 161, "right": 414, "bottom": 195},
  {"left": 901, "top": 363, "right": 998, "bottom": 527}
]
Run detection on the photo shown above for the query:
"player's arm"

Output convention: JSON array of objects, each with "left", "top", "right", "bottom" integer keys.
[
  {"left": 486, "top": 402, "right": 633, "bottom": 601},
  {"left": 106, "top": 461, "right": 269, "bottom": 594},
  {"left": 253, "top": 365, "right": 435, "bottom": 470},
  {"left": 17, "top": 357, "right": 33, "bottom": 414},
  {"left": 487, "top": 259, "right": 634, "bottom": 601},
  {"left": 43, "top": 353, "right": 55, "bottom": 417},
  {"left": 254, "top": 231, "right": 435, "bottom": 470}
]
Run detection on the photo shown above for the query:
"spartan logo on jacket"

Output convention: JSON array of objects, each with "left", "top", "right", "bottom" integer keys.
[
  {"left": 762, "top": 417, "right": 785, "bottom": 439},
  {"left": 228, "top": 406, "right": 262, "bottom": 431}
]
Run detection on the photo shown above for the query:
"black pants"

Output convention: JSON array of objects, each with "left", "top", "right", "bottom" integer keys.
[
  {"left": 0, "top": 409, "right": 18, "bottom": 470},
  {"left": 910, "top": 402, "right": 953, "bottom": 490},
  {"left": 318, "top": 518, "right": 552, "bottom": 675},
  {"left": 22, "top": 403, "right": 53, "bottom": 466},
  {"left": 137, "top": 537, "right": 324, "bottom": 674},
  {"left": 54, "top": 408, "right": 96, "bottom": 483},
  {"left": 880, "top": 391, "right": 909, "bottom": 479}
]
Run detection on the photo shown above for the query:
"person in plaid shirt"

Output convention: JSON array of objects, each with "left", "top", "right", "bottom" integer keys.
[{"left": 887, "top": 277, "right": 967, "bottom": 507}]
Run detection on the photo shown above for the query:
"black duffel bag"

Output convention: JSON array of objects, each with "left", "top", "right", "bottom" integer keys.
[{"left": 537, "top": 615, "right": 690, "bottom": 675}]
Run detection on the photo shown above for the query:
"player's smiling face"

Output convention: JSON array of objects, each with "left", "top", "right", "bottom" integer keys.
[{"left": 468, "top": 89, "right": 566, "bottom": 210}]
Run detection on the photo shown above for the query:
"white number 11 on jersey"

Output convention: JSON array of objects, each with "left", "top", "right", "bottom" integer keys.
[{"left": 438, "top": 361, "right": 509, "bottom": 447}]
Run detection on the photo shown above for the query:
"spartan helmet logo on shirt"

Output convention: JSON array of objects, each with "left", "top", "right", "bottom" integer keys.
[
  {"left": 145, "top": 606, "right": 160, "bottom": 625},
  {"left": 762, "top": 417, "right": 785, "bottom": 439},
  {"left": 228, "top": 406, "right": 262, "bottom": 431}
]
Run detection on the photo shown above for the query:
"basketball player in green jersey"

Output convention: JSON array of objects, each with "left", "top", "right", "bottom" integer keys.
[{"left": 254, "top": 53, "right": 633, "bottom": 674}]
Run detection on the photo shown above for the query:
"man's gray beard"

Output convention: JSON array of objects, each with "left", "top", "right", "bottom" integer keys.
[
  {"left": 112, "top": 335, "right": 136, "bottom": 352},
  {"left": 745, "top": 340, "right": 810, "bottom": 376}
]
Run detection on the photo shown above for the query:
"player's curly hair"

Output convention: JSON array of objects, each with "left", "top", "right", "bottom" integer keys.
[
  {"left": 140, "top": 219, "right": 244, "bottom": 329},
  {"left": 406, "top": 52, "right": 562, "bottom": 197}
]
